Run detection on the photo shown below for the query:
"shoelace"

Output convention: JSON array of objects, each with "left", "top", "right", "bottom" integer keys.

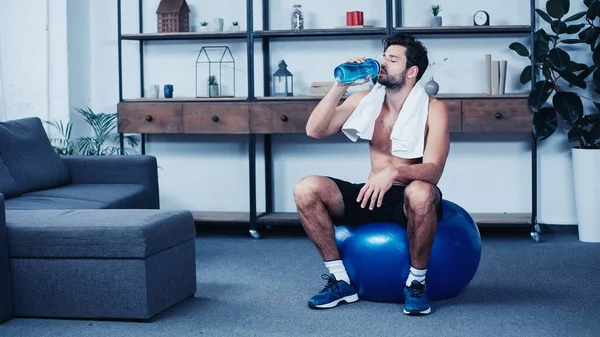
[
  {"left": 407, "top": 282, "right": 426, "bottom": 298},
  {"left": 319, "top": 274, "right": 341, "bottom": 293}
]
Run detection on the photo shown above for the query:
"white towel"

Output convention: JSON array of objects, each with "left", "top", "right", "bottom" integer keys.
[{"left": 341, "top": 82, "right": 430, "bottom": 159}]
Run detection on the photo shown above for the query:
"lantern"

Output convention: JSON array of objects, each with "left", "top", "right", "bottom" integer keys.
[{"left": 272, "top": 60, "right": 293, "bottom": 97}]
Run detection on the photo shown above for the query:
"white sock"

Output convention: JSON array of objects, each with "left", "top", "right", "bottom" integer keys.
[
  {"left": 324, "top": 260, "right": 351, "bottom": 284},
  {"left": 406, "top": 266, "right": 427, "bottom": 287}
]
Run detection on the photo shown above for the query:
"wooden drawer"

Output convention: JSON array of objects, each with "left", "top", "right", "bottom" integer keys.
[
  {"left": 250, "top": 102, "right": 318, "bottom": 134},
  {"left": 182, "top": 103, "right": 250, "bottom": 134},
  {"left": 443, "top": 100, "right": 462, "bottom": 133},
  {"left": 117, "top": 102, "right": 183, "bottom": 133},
  {"left": 462, "top": 99, "right": 532, "bottom": 132}
]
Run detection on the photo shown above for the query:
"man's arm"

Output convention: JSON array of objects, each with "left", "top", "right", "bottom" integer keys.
[
  {"left": 306, "top": 83, "right": 369, "bottom": 139},
  {"left": 392, "top": 99, "right": 450, "bottom": 185}
]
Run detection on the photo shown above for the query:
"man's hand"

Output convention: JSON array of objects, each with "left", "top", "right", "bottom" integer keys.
[{"left": 356, "top": 167, "right": 397, "bottom": 210}]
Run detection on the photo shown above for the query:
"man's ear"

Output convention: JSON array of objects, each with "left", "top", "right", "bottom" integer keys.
[{"left": 408, "top": 66, "right": 419, "bottom": 79}]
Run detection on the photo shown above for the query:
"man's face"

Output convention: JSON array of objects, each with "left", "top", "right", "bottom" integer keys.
[{"left": 377, "top": 45, "right": 410, "bottom": 91}]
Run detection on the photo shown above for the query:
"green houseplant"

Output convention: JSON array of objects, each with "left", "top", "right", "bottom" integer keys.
[
  {"left": 509, "top": 0, "right": 600, "bottom": 242},
  {"left": 430, "top": 5, "right": 442, "bottom": 26},
  {"left": 208, "top": 75, "right": 219, "bottom": 97},
  {"left": 46, "top": 107, "right": 139, "bottom": 156}
]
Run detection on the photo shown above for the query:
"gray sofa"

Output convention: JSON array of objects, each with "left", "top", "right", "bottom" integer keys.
[{"left": 0, "top": 117, "right": 196, "bottom": 323}]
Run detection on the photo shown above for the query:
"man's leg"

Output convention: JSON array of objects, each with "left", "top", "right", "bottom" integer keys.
[
  {"left": 294, "top": 175, "right": 359, "bottom": 309},
  {"left": 402, "top": 180, "right": 441, "bottom": 316}
]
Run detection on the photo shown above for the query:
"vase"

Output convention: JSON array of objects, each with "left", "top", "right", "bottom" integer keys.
[
  {"left": 572, "top": 148, "right": 600, "bottom": 243},
  {"left": 209, "top": 84, "right": 219, "bottom": 97},
  {"left": 425, "top": 76, "right": 439, "bottom": 95},
  {"left": 431, "top": 16, "right": 442, "bottom": 27},
  {"left": 164, "top": 84, "right": 173, "bottom": 98},
  {"left": 232, "top": 25, "right": 240, "bottom": 32}
]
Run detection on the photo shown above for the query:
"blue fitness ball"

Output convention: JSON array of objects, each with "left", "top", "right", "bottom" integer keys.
[{"left": 334, "top": 199, "right": 481, "bottom": 302}]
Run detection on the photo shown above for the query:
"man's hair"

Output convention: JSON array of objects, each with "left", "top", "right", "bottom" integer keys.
[{"left": 382, "top": 33, "right": 429, "bottom": 82}]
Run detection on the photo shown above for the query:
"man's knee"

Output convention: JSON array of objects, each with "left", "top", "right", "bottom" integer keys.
[
  {"left": 404, "top": 180, "right": 438, "bottom": 212},
  {"left": 294, "top": 175, "right": 325, "bottom": 206}
]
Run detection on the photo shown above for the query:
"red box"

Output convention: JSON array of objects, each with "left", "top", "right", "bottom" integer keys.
[
  {"left": 351, "top": 11, "right": 359, "bottom": 26},
  {"left": 357, "top": 11, "right": 364, "bottom": 25},
  {"left": 346, "top": 12, "right": 353, "bottom": 26}
]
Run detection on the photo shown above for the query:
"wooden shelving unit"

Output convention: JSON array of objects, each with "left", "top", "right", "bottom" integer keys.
[{"left": 117, "top": 0, "right": 540, "bottom": 241}]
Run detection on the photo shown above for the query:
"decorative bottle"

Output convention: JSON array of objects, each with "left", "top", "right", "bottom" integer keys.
[
  {"left": 425, "top": 76, "right": 439, "bottom": 95},
  {"left": 291, "top": 5, "right": 304, "bottom": 30},
  {"left": 334, "top": 58, "right": 381, "bottom": 84}
]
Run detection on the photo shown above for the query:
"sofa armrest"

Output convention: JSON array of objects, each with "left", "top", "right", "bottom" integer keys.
[
  {"left": 61, "top": 155, "right": 159, "bottom": 208},
  {"left": 0, "top": 193, "right": 14, "bottom": 323}
]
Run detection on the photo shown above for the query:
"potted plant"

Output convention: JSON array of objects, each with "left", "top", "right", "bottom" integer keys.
[
  {"left": 46, "top": 107, "right": 140, "bottom": 156},
  {"left": 509, "top": 0, "right": 600, "bottom": 242},
  {"left": 208, "top": 75, "right": 219, "bottom": 97},
  {"left": 430, "top": 4, "right": 442, "bottom": 26},
  {"left": 232, "top": 21, "right": 240, "bottom": 31},
  {"left": 199, "top": 21, "right": 208, "bottom": 32}
]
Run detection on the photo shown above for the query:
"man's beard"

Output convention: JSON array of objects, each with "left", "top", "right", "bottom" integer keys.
[{"left": 377, "top": 69, "right": 407, "bottom": 92}]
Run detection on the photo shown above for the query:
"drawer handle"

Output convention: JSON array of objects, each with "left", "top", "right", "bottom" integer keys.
[
  {"left": 495, "top": 113, "right": 503, "bottom": 119},
  {"left": 280, "top": 115, "right": 289, "bottom": 122},
  {"left": 145, "top": 115, "right": 153, "bottom": 122},
  {"left": 212, "top": 115, "right": 219, "bottom": 122}
]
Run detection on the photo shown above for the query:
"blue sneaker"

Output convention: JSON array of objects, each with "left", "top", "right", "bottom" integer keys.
[
  {"left": 403, "top": 280, "right": 431, "bottom": 315},
  {"left": 308, "top": 274, "right": 359, "bottom": 309}
]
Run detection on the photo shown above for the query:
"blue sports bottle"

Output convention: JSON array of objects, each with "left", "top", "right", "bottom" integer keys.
[{"left": 334, "top": 58, "right": 380, "bottom": 84}]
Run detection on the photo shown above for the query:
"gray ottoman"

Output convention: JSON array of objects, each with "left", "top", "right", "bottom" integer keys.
[{"left": 5, "top": 209, "right": 197, "bottom": 320}]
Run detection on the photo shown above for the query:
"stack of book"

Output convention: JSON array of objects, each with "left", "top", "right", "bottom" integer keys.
[
  {"left": 309, "top": 82, "right": 334, "bottom": 96},
  {"left": 485, "top": 54, "right": 507, "bottom": 95}
]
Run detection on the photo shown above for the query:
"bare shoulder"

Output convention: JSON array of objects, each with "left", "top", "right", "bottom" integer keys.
[{"left": 427, "top": 97, "right": 449, "bottom": 125}]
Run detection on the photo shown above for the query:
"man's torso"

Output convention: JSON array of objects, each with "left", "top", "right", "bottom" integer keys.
[{"left": 368, "top": 97, "right": 434, "bottom": 184}]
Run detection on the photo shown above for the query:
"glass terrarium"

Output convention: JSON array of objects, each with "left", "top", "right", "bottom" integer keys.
[{"left": 195, "top": 46, "right": 235, "bottom": 98}]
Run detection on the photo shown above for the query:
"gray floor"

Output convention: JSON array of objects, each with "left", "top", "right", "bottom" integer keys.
[{"left": 1, "top": 226, "right": 599, "bottom": 337}]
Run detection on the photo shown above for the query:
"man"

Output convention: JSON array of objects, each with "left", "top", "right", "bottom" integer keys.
[{"left": 293, "top": 33, "right": 449, "bottom": 316}]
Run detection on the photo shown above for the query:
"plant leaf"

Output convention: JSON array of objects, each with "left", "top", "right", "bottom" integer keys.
[
  {"left": 547, "top": 0, "right": 566, "bottom": 19},
  {"left": 551, "top": 20, "right": 568, "bottom": 34},
  {"left": 529, "top": 80, "right": 555, "bottom": 112},
  {"left": 520, "top": 65, "right": 532, "bottom": 84},
  {"left": 593, "top": 68, "right": 600, "bottom": 91},
  {"left": 577, "top": 64, "right": 597, "bottom": 81},
  {"left": 533, "top": 107, "right": 558, "bottom": 140},
  {"left": 578, "top": 26, "right": 600, "bottom": 45},
  {"left": 559, "top": 38, "right": 585, "bottom": 44},
  {"left": 587, "top": 0, "right": 600, "bottom": 20},
  {"left": 509, "top": 42, "right": 530, "bottom": 57},
  {"left": 558, "top": 68, "right": 587, "bottom": 88},
  {"left": 568, "top": 127, "right": 588, "bottom": 143},
  {"left": 566, "top": 23, "right": 585, "bottom": 34},
  {"left": 552, "top": 91, "right": 583, "bottom": 125},
  {"left": 569, "top": 61, "right": 588, "bottom": 72},
  {"left": 564, "top": 10, "right": 587, "bottom": 22},
  {"left": 593, "top": 44, "right": 600, "bottom": 66},
  {"left": 560, "top": 0, "right": 570, "bottom": 13},
  {"left": 536, "top": 9, "right": 554, "bottom": 23},
  {"left": 549, "top": 47, "right": 570, "bottom": 71}
]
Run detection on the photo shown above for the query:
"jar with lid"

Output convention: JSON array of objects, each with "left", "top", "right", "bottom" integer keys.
[{"left": 291, "top": 5, "right": 304, "bottom": 30}]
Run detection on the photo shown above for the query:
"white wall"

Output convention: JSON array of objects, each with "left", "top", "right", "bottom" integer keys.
[
  {"left": 0, "top": 0, "right": 584, "bottom": 225},
  {"left": 0, "top": 0, "right": 90, "bottom": 136}
]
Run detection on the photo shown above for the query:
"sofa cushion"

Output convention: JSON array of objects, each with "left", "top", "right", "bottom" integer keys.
[
  {"left": 0, "top": 155, "right": 20, "bottom": 199},
  {"left": 5, "top": 209, "right": 196, "bottom": 258},
  {"left": 4, "top": 195, "right": 108, "bottom": 210},
  {"left": 26, "top": 183, "right": 150, "bottom": 209},
  {"left": 0, "top": 117, "right": 71, "bottom": 194}
]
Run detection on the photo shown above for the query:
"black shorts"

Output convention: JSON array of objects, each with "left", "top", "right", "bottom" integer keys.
[{"left": 328, "top": 177, "right": 443, "bottom": 228}]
